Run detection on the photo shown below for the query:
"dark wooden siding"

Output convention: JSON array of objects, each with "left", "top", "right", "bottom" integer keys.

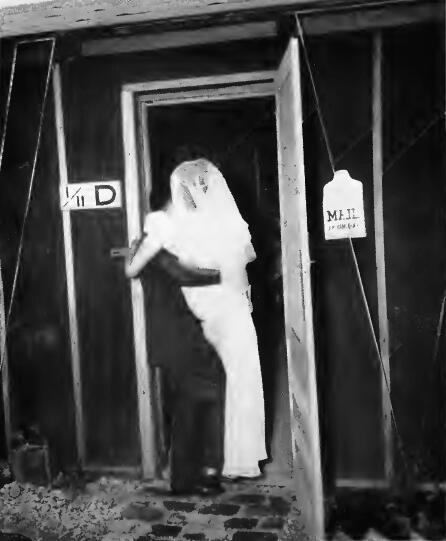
[
  {"left": 0, "top": 41, "right": 77, "bottom": 470},
  {"left": 303, "top": 32, "right": 384, "bottom": 483},
  {"left": 383, "top": 23, "right": 446, "bottom": 482},
  {"left": 305, "top": 22, "right": 446, "bottom": 485}
]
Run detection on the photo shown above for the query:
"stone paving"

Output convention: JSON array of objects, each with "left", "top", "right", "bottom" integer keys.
[
  {"left": 0, "top": 475, "right": 300, "bottom": 541},
  {"left": 108, "top": 477, "right": 297, "bottom": 541}
]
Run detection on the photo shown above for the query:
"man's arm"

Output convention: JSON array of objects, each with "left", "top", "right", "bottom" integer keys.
[{"left": 151, "top": 249, "right": 221, "bottom": 287}]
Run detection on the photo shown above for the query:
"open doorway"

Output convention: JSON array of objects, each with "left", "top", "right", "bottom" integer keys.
[
  {"left": 122, "top": 45, "right": 324, "bottom": 537},
  {"left": 144, "top": 97, "right": 292, "bottom": 479}
]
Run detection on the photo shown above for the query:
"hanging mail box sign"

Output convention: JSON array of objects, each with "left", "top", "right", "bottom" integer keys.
[
  {"left": 323, "top": 170, "right": 366, "bottom": 240},
  {"left": 60, "top": 181, "right": 122, "bottom": 211}
]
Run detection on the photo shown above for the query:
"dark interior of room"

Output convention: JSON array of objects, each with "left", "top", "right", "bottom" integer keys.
[{"left": 146, "top": 97, "right": 293, "bottom": 477}]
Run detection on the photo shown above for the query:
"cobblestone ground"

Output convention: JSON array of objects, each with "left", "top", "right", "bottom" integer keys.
[
  {"left": 0, "top": 476, "right": 303, "bottom": 541},
  {"left": 0, "top": 477, "right": 441, "bottom": 540}
]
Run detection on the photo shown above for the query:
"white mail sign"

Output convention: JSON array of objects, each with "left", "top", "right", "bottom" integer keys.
[
  {"left": 323, "top": 170, "right": 366, "bottom": 240},
  {"left": 61, "top": 181, "right": 122, "bottom": 211}
]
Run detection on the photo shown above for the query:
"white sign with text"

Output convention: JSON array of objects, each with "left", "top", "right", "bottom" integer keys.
[
  {"left": 61, "top": 181, "right": 122, "bottom": 211},
  {"left": 323, "top": 170, "right": 366, "bottom": 240}
]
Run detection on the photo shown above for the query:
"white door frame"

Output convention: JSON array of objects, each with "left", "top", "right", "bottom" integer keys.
[{"left": 120, "top": 70, "right": 322, "bottom": 534}]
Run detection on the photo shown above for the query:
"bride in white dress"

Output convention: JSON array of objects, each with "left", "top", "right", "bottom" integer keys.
[{"left": 143, "top": 158, "right": 267, "bottom": 478}]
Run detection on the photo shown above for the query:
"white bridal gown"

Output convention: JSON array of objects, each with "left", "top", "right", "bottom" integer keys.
[{"left": 144, "top": 207, "right": 267, "bottom": 478}]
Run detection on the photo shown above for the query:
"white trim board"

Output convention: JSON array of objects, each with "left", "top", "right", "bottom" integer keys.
[
  {"left": 53, "top": 64, "right": 86, "bottom": 468},
  {"left": 138, "top": 83, "right": 275, "bottom": 108},
  {"left": 123, "top": 71, "right": 276, "bottom": 93},
  {"left": 121, "top": 89, "right": 156, "bottom": 479}
]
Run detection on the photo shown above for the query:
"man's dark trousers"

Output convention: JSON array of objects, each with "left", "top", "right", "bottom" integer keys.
[{"left": 139, "top": 249, "right": 225, "bottom": 491}]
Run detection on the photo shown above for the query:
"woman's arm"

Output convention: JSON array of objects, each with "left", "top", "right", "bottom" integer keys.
[{"left": 125, "top": 234, "right": 160, "bottom": 278}]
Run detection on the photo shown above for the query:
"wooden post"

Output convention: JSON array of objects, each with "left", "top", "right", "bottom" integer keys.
[
  {"left": 0, "top": 260, "right": 11, "bottom": 456},
  {"left": 53, "top": 64, "right": 86, "bottom": 468},
  {"left": 373, "top": 31, "right": 393, "bottom": 481}
]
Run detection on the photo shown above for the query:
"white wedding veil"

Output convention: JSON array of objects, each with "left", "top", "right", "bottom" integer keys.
[{"left": 169, "top": 158, "right": 254, "bottom": 267}]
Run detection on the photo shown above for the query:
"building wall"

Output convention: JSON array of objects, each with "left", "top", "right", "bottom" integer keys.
[
  {"left": 382, "top": 23, "right": 446, "bottom": 482},
  {"left": 0, "top": 18, "right": 444, "bottom": 484}
]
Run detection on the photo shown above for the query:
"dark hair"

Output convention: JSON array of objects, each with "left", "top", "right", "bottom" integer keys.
[{"left": 171, "top": 144, "right": 222, "bottom": 171}]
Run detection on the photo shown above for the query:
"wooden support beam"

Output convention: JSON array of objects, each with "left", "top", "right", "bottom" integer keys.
[
  {"left": 0, "top": 0, "right": 418, "bottom": 39},
  {"left": 53, "top": 64, "right": 86, "bottom": 469},
  {"left": 80, "top": 3, "right": 443, "bottom": 58},
  {"left": 372, "top": 31, "right": 393, "bottom": 481},
  {"left": 82, "top": 21, "right": 277, "bottom": 56},
  {"left": 301, "top": 1, "right": 442, "bottom": 36}
]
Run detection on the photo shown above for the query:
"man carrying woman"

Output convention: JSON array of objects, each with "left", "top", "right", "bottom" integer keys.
[{"left": 125, "top": 154, "right": 267, "bottom": 494}]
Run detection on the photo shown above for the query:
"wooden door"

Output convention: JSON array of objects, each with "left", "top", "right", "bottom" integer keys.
[{"left": 275, "top": 37, "right": 324, "bottom": 539}]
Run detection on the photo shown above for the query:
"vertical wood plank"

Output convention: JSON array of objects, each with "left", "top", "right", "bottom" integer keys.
[
  {"left": 373, "top": 31, "right": 393, "bottom": 480},
  {"left": 121, "top": 89, "right": 156, "bottom": 478},
  {"left": 0, "top": 260, "right": 11, "bottom": 456},
  {"left": 53, "top": 64, "right": 86, "bottom": 468}
]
